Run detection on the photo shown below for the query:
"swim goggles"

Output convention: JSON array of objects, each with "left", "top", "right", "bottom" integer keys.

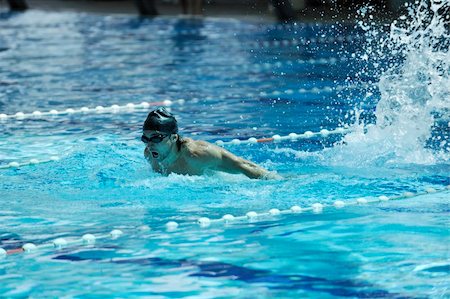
[{"left": 141, "top": 134, "right": 168, "bottom": 144}]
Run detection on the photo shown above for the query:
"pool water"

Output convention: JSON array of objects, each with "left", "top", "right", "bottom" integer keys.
[{"left": 1, "top": 5, "right": 449, "bottom": 299}]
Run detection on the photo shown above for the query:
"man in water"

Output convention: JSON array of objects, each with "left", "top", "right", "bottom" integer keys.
[{"left": 142, "top": 107, "right": 279, "bottom": 179}]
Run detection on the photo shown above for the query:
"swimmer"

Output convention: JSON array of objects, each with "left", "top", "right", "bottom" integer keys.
[{"left": 142, "top": 107, "right": 280, "bottom": 179}]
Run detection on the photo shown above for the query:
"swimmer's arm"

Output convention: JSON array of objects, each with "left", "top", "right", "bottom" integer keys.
[
  {"left": 218, "top": 150, "right": 280, "bottom": 179},
  {"left": 193, "top": 144, "right": 279, "bottom": 179}
]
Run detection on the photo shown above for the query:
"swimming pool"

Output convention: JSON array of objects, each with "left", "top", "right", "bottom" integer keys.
[{"left": 0, "top": 4, "right": 449, "bottom": 298}]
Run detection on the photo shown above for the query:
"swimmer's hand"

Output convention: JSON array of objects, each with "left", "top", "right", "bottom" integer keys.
[{"left": 262, "top": 171, "right": 283, "bottom": 180}]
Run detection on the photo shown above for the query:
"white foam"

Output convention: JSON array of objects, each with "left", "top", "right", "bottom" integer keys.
[{"left": 331, "top": 1, "right": 450, "bottom": 167}]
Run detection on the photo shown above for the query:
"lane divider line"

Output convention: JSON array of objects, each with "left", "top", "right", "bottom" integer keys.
[
  {"left": 215, "top": 127, "right": 350, "bottom": 146},
  {"left": 1, "top": 185, "right": 448, "bottom": 258},
  {"left": 0, "top": 83, "right": 372, "bottom": 122},
  {"left": 0, "top": 100, "right": 180, "bottom": 121},
  {"left": 0, "top": 127, "right": 350, "bottom": 169},
  {"left": 0, "top": 156, "right": 60, "bottom": 170}
]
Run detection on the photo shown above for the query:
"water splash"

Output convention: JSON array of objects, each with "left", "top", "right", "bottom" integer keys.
[{"left": 332, "top": 0, "right": 449, "bottom": 166}]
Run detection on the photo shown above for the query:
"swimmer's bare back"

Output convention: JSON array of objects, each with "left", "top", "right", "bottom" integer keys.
[{"left": 145, "top": 138, "right": 280, "bottom": 179}]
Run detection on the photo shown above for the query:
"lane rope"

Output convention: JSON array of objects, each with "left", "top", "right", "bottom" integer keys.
[
  {"left": 0, "top": 99, "right": 180, "bottom": 121},
  {"left": 0, "top": 156, "right": 60, "bottom": 170},
  {"left": 139, "top": 33, "right": 361, "bottom": 48},
  {"left": 176, "top": 57, "right": 354, "bottom": 74},
  {"left": 215, "top": 127, "right": 350, "bottom": 146},
  {"left": 0, "top": 126, "right": 350, "bottom": 169},
  {"left": 1, "top": 185, "right": 448, "bottom": 258},
  {"left": 169, "top": 32, "right": 361, "bottom": 46},
  {"left": 0, "top": 83, "right": 371, "bottom": 122}
]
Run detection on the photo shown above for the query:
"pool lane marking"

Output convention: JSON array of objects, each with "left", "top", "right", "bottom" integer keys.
[
  {"left": 181, "top": 58, "right": 364, "bottom": 75},
  {"left": 193, "top": 57, "right": 349, "bottom": 70},
  {"left": 172, "top": 33, "right": 361, "bottom": 48},
  {"left": 0, "top": 156, "right": 61, "bottom": 170},
  {"left": 156, "top": 34, "right": 361, "bottom": 49},
  {"left": 204, "top": 188, "right": 448, "bottom": 226},
  {"left": 0, "top": 83, "right": 372, "bottom": 122},
  {"left": 215, "top": 127, "right": 350, "bottom": 146},
  {"left": 0, "top": 100, "right": 177, "bottom": 121},
  {"left": 0, "top": 228, "right": 149, "bottom": 257},
  {"left": 255, "top": 137, "right": 274, "bottom": 143},
  {"left": 130, "top": 22, "right": 358, "bottom": 35},
  {"left": 5, "top": 248, "right": 24, "bottom": 255},
  {"left": 1, "top": 186, "right": 449, "bottom": 258},
  {"left": 0, "top": 127, "right": 350, "bottom": 170},
  {"left": 250, "top": 35, "right": 362, "bottom": 47}
]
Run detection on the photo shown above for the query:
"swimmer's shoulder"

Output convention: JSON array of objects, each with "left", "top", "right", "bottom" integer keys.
[{"left": 181, "top": 138, "right": 221, "bottom": 160}]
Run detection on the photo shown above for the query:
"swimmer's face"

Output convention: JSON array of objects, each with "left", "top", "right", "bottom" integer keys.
[{"left": 142, "top": 130, "right": 175, "bottom": 160}]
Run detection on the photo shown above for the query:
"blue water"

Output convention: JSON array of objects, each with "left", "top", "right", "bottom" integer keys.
[{"left": 0, "top": 10, "right": 449, "bottom": 298}]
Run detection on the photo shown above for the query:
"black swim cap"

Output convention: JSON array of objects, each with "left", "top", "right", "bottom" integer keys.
[{"left": 143, "top": 107, "right": 178, "bottom": 134}]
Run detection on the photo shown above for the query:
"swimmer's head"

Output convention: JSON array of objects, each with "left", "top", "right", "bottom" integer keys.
[{"left": 143, "top": 107, "right": 178, "bottom": 134}]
